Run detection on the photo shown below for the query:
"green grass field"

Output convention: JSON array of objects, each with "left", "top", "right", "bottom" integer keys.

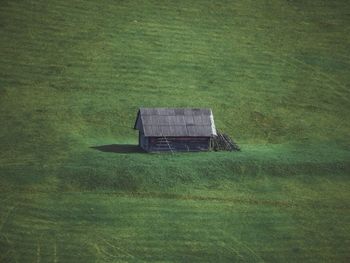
[{"left": 1, "top": 0, "right": 350, "bottom": 262}]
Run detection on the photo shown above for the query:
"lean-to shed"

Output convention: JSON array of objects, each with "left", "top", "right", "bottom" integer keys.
[{"left": 134, "top": 108, "right": 217, "bottom": 152}]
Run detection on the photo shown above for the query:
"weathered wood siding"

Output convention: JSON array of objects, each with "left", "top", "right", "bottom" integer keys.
[
  {"left": 139, "top": 132, "right": 149, "bottom": 151},
  {"left": 146, "top": 137, "right": 211, "bottom": 152}
]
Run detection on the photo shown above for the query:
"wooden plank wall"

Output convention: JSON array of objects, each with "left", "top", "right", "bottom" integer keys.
[{"left": 147, "top": 137, "right": 210, "bottom": 152}]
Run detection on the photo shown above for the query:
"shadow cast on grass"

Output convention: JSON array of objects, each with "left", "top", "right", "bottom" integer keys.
[{"left": 90, "top": 144, "right": 145, "bottom": 154}]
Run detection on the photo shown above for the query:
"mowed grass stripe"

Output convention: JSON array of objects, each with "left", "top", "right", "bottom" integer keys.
[{"left": 1, "top": 192, "right": 349, "bottom": 262}]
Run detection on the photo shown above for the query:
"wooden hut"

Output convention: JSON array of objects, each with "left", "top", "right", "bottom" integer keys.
[{"left": 134, "top": 108, "right": 217, "bottom": 152}]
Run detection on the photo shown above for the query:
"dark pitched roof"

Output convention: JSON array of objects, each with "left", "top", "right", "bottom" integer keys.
[{"left": 134, "top": 108, "right": 217, "bottom": 137}]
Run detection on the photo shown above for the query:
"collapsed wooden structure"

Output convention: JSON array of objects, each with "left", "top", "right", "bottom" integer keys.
[{"left": 212, "top": 130, "right": 241, "bottom": 152}]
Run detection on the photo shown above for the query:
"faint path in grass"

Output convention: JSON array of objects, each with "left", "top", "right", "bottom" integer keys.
[
  {"left": 97, "top": 235, "right": 136, "bottom": 260},
  {"left": 36, "top": 239, "right": 41, "bottom": 263},
  {"left": 288, "top": 55, "right": 349, "bottom": 94},
  {"left": 95, "top": 191, "right": 349, "bottom": 210},
  {"left": 53, "top": 240, "right": 57, "bottom": 263},
  {"left": 263, "top": 50, "right": 349, "bottom": 99},
  {"left": 6, "top": 191, "right": 348, "bottom": 210},
  {"left": 230, "top": 236, "right": 265, "bottom": 263},
  {"left": 215, "top": 232, "right": 265, "bottom": 262},
  {"left": 0, "top": 204, "right": 17, "bottom": 234}
]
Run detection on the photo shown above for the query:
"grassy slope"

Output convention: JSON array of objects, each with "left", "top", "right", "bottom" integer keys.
[{"left": 0, "top": 0, "right": 350, "bottom": 262}]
